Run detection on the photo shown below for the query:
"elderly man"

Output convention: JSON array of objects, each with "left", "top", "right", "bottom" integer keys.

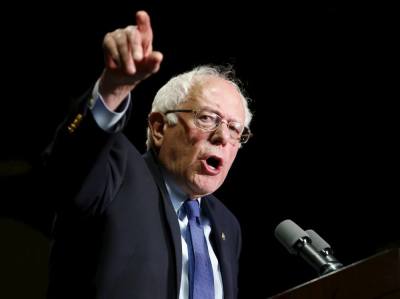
[{"left": 45, "top": 10, "right": 252, "bottom": 299}]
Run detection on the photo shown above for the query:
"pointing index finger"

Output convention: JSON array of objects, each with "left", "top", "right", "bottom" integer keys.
[{"left": 136, "top": 10, "right": 153, "bottom": 56}]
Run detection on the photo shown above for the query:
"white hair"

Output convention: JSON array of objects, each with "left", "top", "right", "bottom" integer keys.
[{"left": 146, "top": 65, "right": 253, "bottom": 149}]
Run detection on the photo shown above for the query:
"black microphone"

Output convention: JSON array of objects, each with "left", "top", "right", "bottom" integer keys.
[
  {"left": 306, "top": 229, "right": 344, "bottom": 273},
  {"left": 275, "top": 219, "right": 342, "bottom": 276}
]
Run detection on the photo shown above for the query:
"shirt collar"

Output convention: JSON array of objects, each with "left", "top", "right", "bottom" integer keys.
[{"left": 161, "top": 166, "right": 201, "bottom": 217}]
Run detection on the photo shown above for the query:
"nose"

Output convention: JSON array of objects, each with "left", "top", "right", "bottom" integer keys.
[{"left": 210, "top": 121, "right": 230, "bottom": 146}]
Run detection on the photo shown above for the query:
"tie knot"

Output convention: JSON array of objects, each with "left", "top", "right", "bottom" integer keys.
[{"left": 184, "top": 200, "right": 200, "bottom": 221}]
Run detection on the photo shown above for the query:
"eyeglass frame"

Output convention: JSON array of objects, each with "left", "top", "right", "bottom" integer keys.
[{"left": 164, "top": 109, "right": 252, "bottom": 144}]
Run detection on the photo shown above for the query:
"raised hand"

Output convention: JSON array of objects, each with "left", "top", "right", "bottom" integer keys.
[{"left": 99, "top": 11, "right": 163, "bottom": 110}]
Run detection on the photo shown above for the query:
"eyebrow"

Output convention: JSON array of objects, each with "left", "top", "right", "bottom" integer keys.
[{"left": 198, "top": 106, "right": 242, "bottom": 124}]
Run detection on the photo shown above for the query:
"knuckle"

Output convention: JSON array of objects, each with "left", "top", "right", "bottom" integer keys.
[
  {"left": 125, "top": 25, "right": 136, "bottom": 32},
  {"left": 103, "top": 33, "right": 112, "bottom": 43}
]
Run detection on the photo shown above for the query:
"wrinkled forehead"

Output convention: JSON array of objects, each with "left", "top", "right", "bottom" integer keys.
[{"left": 183, "top": 77, "right": 246, "bottom": 121}]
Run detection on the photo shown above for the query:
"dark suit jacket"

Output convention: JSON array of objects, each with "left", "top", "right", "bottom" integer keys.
[{"left": 44, "top": 97, "right": 242, "bottom": 299}]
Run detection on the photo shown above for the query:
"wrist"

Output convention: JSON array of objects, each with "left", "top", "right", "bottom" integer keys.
[{"left": 98, "top": 70, "right": 138, "bottom": 111}]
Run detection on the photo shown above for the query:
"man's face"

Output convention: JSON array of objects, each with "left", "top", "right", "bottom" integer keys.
[{"left": 156, "top": 77, "right": 246, "bottom": 198}]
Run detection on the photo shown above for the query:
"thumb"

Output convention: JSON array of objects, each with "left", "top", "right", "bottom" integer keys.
[{"left": 142, "top": 51, "right": 163, "bottom": 75}]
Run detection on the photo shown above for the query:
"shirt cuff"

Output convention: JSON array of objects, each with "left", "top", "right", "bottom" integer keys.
[{"left": 89, "top": 79, "right": 131, "bottom": 132}]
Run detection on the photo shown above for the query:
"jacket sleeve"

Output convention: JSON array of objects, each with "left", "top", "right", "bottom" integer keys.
[{"left": 42, "top": 89, "right": 132, "bottom": 218}]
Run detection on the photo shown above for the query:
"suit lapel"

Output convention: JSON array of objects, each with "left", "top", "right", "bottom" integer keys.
[{"left": 143, "top": 150, "right": 182, "bottom": 296}]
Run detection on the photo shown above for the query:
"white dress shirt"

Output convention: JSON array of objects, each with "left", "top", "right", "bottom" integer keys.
[{"left": 89, "top": 80, "right": 130, "bottom": 131}]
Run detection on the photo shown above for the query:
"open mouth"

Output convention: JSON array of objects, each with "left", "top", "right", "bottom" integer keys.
[{"left": 205, "top": 156, "right": 222, "bottom": 170}]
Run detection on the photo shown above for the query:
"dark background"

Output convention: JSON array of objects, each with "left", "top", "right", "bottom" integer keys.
[{"left": 0, "top": 2, "right": 398, "bottom": 298}]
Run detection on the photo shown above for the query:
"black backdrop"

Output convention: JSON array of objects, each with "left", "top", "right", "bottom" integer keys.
[{"left": 1, "top": 2, "right": 398, "bottom": 298}]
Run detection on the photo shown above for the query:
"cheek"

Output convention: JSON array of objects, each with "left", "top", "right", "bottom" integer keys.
[
  {"left": 226, "top": 148, "right": 239, "bottom": 164},
  {"left": 174, "top": 141, "right": 201, "bottom": 171},
  {"left": 187, "top": 130, "right": 208, "bottom": 147},
  {"left": 182, "top": 131, "right": 207, "bottom": 160}
]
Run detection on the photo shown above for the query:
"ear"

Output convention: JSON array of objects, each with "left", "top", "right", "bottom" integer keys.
[{"left": 148, "top": 112, "right": 166, "bottom": 148}]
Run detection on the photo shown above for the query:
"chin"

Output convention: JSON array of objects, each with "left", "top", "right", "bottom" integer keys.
[{"left": 189, "top": 178, "right": 222, "bottom": 197}]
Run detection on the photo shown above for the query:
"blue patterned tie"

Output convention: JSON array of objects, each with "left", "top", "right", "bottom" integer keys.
[{"left": 184, "top": 200, "right": 215, "bottom": 299}]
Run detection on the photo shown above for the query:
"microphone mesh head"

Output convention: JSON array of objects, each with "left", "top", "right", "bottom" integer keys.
[
  {"left": 274, "top": 219, "right": 308, "bottom": 254},
  {"left": 306, "top": 229, "right": 331, "bottom": 251}
]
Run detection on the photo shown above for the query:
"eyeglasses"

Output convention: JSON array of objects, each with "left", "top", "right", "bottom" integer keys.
[{"left": 164, "top": 109, "right": 252, "bottom": 144}]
